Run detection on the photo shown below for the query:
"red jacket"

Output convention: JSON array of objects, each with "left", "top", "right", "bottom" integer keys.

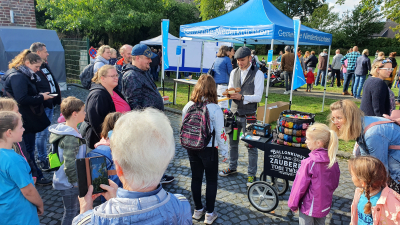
[{"left": 305, "top": 71, "right": 315, "bottom": 84}]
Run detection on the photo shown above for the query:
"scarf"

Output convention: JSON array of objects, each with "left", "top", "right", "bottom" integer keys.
[{"left": 18, "top": 65, "right": 41, "bottom": 82}]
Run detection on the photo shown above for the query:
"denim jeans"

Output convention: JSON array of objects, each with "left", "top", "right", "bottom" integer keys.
[
  {"left": 228, "top": 116, "right": 258, "bottom": 176},
  {"left": 283, "top": 71, "right": 293, "bottom": 91},
  {"left": 60, "top": 187, "right": 80, "bottom": 225},
  {"left": 343, "top": 70, "right": 354, "bottom": 92},
  {"left": 35, "top": 107, "right": 54, "bottom": 162},
  {"left": 151, "top": 67, "right": 158, "bottom": 81},
  {"left": 23, "top": 132, "right": 43, "bottom": 179},
  {"left": 187, "top": 147, "right": 218, "bottom": 213},
  {"left": 353, "top": 74, "right": 366, "bottom": 98},
  {"left": 315, "top": 69, "right": 326, "bottom": 86}
]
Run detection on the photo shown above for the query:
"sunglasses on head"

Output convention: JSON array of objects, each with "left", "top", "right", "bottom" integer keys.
[{"left": 381, "top": 59, "right": 392, "bottom": 64}]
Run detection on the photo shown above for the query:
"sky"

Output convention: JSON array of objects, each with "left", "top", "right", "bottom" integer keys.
[{"left": 326, "top": 0, "right": 361, "bottom": 17}]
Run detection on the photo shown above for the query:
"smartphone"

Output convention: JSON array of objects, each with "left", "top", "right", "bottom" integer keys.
[
  {"left": 89, "top": 156, "right": 108, "bottom": 194},
  {"left": 48, "top": 94, "right": 58, "bottom": 97}
]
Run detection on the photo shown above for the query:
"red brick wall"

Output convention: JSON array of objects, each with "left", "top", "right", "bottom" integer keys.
[{"left": 0, "top": 0, "right": 36, "bottom": 28}]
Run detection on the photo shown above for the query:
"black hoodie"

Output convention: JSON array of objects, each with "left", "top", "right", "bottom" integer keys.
[
  {"left": 83, "top": 83, "right": 125, "bottom": 149},
  {"left": 35, "top": 63, "right": 62, "bottom": 109}
]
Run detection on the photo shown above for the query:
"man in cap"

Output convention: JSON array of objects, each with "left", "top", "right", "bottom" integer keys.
[
  {"left": 122, "top": 44, "right": 164, "bottom": 111},
  {"left": 281, "top": 46, "right": 295, "bottom": 94},
  {"left": 122, "top": 44, "right": 174, "bottom": 184},
  {"left": 219, "top": 46, "right": 265, "bottom": 186},
  {"left": 115, "top": 44, "right": 133, "bottom": 91}
]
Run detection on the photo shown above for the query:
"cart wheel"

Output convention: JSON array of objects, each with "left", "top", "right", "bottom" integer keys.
[
  {"left": 247, "top": 181, "right": 279, "bottom": 212},
  {"left": 259, "top": 172, "right": 289, "bottom": 196}
]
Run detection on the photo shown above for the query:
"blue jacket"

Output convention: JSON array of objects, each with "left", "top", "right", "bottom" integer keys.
[
  {"left": 213, "top": 56, "right": 232, "bottom": 84},
  {"left": 354, "top": 54, "right": 371, "bottom": 76},
  {"left": 358, "top": 116, "right": 400, "bottom": 185},
  {"left": 93, "top": 56, "right": 110, "bottom": 74},
  {"left": 72, "top": 186, "right": 192, "bottom": 225}
]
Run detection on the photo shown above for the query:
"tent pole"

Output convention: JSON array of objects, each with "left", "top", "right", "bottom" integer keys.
[
  {"left": 174, "top": 37, "right": 182, "bottom": 105},
  {"left": 200, "top": 41, "right": 205, "bottom": 74},
  {"left": 161, "top": 20, "right": 165, "bottom": 97},
  {"left": 321, "top": 45, "right": 331, "bottom": 112},
  {"left": 262, "top": 39, "right": 274, "bottom": 124}
]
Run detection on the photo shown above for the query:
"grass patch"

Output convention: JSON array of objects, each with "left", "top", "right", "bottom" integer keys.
[{"left": 157, "top": 77, "right": 358, "bottom": 153}]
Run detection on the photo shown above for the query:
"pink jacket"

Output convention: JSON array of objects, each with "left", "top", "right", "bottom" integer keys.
[
  {"left": 350, "top": 187, "right": 400, "bottom": 225},
  {"left": 288, "top": 148, "right": 340, "bottom": 218}
]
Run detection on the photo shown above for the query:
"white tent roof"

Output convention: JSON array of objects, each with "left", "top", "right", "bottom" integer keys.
[{"left": 140, "top": 33, "right": 179, "bottom": 45}]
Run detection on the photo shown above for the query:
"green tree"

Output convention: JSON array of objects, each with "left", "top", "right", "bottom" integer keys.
[
  {"left": 340, "top": 4, "right": 384, "bottom": 46},
  {"left": 303, "top": 4, "right": 339, "bottom": 33},
  {"left": 195, "top": 0, "right": 226, "bottom": 21},
  {"left": 359, "top": 0, "right": 400, "bottom": 39},
  {"left": 36, "top": 0, "right": 164, "bottom": 46},
  {"left": 270, "top": 0, "right": 324, "bottom": 22}
]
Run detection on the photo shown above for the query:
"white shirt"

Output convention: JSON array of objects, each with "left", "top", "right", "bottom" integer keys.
[
  {"left": 182, "top": 102, "right": 228, "bottom": 158},
  {"left": 228, "top": 64, "right": 264, "bottom": 105}
]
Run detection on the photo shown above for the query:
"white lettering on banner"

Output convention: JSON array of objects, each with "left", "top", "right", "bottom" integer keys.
[
  {"left": 277, "top": 30, "right": 332, "bottom": 44},
  {"left": 268, "top": 148, "right": 307, "bottom": 177},
  {"left": 182, "top": 27, "right": 272, "bottom": 37}
]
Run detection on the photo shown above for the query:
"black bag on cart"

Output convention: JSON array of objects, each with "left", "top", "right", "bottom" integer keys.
[{"left": 273, "top": 110, "right": 315, "bottom": 148}]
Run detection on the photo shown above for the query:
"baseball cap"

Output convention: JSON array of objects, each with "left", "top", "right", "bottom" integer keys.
[{"left": 131, "top": 44, "right": 157, "bottom": 58}]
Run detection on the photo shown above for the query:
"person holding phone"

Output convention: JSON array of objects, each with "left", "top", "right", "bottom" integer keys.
[
  {"left": 30, "top": 42, "right": 62, "bottom": 171},
  {"left": 73, "top": 108, "right": 192, "bottom": 225},
  {"left": 3, "top": 49, "right": 54, "bottom": 186},
  {"left": 0, "top": 111, "right": 44, "bottom": 225},
  {"left": 48, "top": 97, "right": 87, "bottom": 225}
]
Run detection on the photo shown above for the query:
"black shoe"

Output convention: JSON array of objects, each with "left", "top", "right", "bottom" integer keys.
[
  {"left": 160, "top": 175, "right": 175, "bottom": 184},
  {"left": 38, "top": 159, "right": 51, "bottom": 172},
  {"left": 36, "top": 177, "right": 52, "bottom": 186}
]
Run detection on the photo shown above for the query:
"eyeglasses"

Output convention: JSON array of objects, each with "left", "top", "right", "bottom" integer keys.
[
  {"left": 105, "top": 74, "right": 119, "bottom": 78},
  {"left": 379, "top": 68, "right": 394, "bottom": 72},
  {"left": 331, "top": 117, "right": 343, "bottom": 123}
]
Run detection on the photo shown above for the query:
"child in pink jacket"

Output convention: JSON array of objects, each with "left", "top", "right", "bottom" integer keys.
[
  {"left": 349, "top": 156, "right": 400, "bottom": 224},
  {"left": 288, "top": 123, "right": 340, "bottom": 224}
]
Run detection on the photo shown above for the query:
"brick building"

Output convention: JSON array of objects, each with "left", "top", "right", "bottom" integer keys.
[{"left": 0, "top": 0, "right": 36, "bottom": 28}]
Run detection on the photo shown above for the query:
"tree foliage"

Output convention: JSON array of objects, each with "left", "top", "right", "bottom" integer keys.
[
  {"left": 270, "top": 0, "right": 324, "bottom": 22},
  {"left": 195, "top": 0, "right": 226, "bottom": 21},
  {"left": 303, "top": 4, "right": 339, "bottom": 33}
]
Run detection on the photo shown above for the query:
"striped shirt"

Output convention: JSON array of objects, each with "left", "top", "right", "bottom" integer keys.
[{"left": 341, "top": 52, "right": 361, "bottom": 71}]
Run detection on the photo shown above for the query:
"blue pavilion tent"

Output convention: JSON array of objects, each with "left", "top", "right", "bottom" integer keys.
[{"left": 177, "top": 0, "right": 333, "bottom": 117}]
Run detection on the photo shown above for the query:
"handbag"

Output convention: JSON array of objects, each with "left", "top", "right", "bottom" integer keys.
[
  {"left": 48, "top": 139, "right": 62, "bottom": 171},
  {"left": 207, "top": 61, "right": 216, "bottom": 77}
]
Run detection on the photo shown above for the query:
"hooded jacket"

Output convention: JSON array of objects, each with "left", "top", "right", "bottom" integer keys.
[
  {"left": 122, "top": 64, "right": 164, "bottom": 111},
  {"left": 288, "top": 148, "right": 340, "bottom": 218},
  {"left": 350, "top": 187, "right": 400, "bottom": 225},
  {"left": 49, "top": 123, "right": 87, "bottom": 190},
  {"left": 34, "top": 63, "right": 62, "bottom": 109},
  {"left": 114, "top": 58, "right": 128, "bottom": 92},
  {"left": 83, "top": 83, "right": 125, "bottom": 149},
  {"left": 93, "top": 56, "right": 110, "bottom": 74},
  {"left": 305, "top": 54, "right": 318, "bottom": 68},
  {"left": 3, "top": 68, "right": 46, "bottom": 133},
  {"left": 72, "top": 186, "right": 192, "bottom": 225},
  {"left": 318, "top": 52, "right": 328, "bottom": 70}
]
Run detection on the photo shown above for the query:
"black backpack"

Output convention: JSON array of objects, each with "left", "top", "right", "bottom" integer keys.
[{"left": 79, "top": 63, "right": 95, "bottom": 90}]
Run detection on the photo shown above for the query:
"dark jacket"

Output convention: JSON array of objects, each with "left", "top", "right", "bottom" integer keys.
[
  {"left": 114, "top": 58, "right": 127, "bottom": 92},
  {"left": 360, "top": 77, "right": 390, "bottom": 117},
  {"left": 35, "top": 63, "right": 61, "bottom": 109},
  {"left": 122, "top": 64, "right": 164, "bottom": 111},
  {"left": 13, "top": 140, "right": 37, "bottom": 178},
  {"left": 354, "top": 54, "right": 371, "bottom": 76},
  {"left": 150, "top": 55, "right": 160, "bottom": 68},
  {"left": 83, "top": 83, "right": 125, "bottom": 149},
  {"left": 3, "top": 68, "right": 45, "bottom": 132},
  {"left": 305, "top": 55, "right": 318, "bottom": 68}
]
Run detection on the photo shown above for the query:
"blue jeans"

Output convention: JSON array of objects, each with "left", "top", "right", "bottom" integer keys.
[
  {"left": 35, "top": 107, "right": 54, "bottom": 162},
  {"left": 23, "top": 132, "right": 43, "bottom": 179},
  {"left": 60, "top": 187, "right": 80, "bottom": 225},
  {"left": 353, "top": 74, "right": 366, "bottom": 98},
  {"left": 315, "top": 69, "right": 326, "bottom": 86},
  {"left": 343, "top": 70, "right": 354, "bottom": 92},
  {"left": 151, "top": 67, "right": 158, "bottom": 81}
]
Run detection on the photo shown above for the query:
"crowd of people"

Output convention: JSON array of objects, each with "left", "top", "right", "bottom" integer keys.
[{"left": 1, "top": 41, "right": 400, "bottom": 225}]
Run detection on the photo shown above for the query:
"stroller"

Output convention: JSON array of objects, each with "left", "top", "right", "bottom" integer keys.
[{"left": 269, "top": 69, "right": 285, "bottom": 87}]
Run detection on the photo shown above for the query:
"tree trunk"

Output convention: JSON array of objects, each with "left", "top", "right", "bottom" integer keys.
[{"left": 108, "top": 32, "right": 114, "bottom": 47}]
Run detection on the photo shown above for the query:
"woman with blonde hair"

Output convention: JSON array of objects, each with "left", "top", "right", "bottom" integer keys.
[
  {"left": 93, "top": 45, "right": 111, "bottom": 73},
  {"left": 3, "top": 49, "right": 53, "bottom": 185},
  {"left": 79, "top": 65, "right": 129, "bottom": 149},
  {"left": 329, "top": 99, "right": 400, "bottom": 193},
  {"left": 360, "top": 59, "right": 391, "bottom": 116},
  {"left": 181, "top": 74, "right": 228, "bottom": 224},
  {"left": 353, "top": 49, "right": 371, "bottom": 99}
]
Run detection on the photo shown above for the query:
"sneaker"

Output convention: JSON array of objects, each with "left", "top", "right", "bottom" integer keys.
[
  {"left": 160, "top": 175, "right": 175, "bottom": 184},
  {"left": 192, "top": 207, "right": 206, "bottom": 220},
  {"left": 246, "top": 176, "right": 255, "bottom": 187},
  {"left": 219, "top": 168, "right": 237, "bottom": 177},
  {"left": 38, "top": 159, "right": 51, "bottom": 172},
  {"left": 204, "top": 212, "right": 218, "bottom": 224},
  {"left": 36, "top": 177, "right": 52, "bottom": 186},
  {"left": 283, "top": 91, "right": 289, "bottom": 95}
]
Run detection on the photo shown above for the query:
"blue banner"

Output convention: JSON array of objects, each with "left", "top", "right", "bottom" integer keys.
[
  {"left": 267, "top": 50, "right": 273, "bottom": 64},
  {"left": 293, "top": 55, "right": 306, "bottom": 90},
  {"left": 162, "top": 20, "right": 170, "bottom": 70},
  {"left": 176, "top": 46, "right": 181, "bottom": 55}
]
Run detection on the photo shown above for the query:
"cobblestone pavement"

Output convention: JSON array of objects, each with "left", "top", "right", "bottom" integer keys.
[{"left": 37, "top": 86, "right": 353, "bottom": 225}]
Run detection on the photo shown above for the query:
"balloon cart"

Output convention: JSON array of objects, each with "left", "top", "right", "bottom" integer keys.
[{"left": 241, "top": 134, "right": 310, "bottom": 212}]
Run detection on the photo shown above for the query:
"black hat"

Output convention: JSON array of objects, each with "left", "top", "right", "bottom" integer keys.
[{"left": 234, "top": 46, "right": 251, "bottom": 59}]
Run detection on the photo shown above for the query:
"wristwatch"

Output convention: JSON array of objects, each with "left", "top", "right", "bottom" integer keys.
[{"left": 241, "top": 95, "right": 244, "bottom": 101}]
